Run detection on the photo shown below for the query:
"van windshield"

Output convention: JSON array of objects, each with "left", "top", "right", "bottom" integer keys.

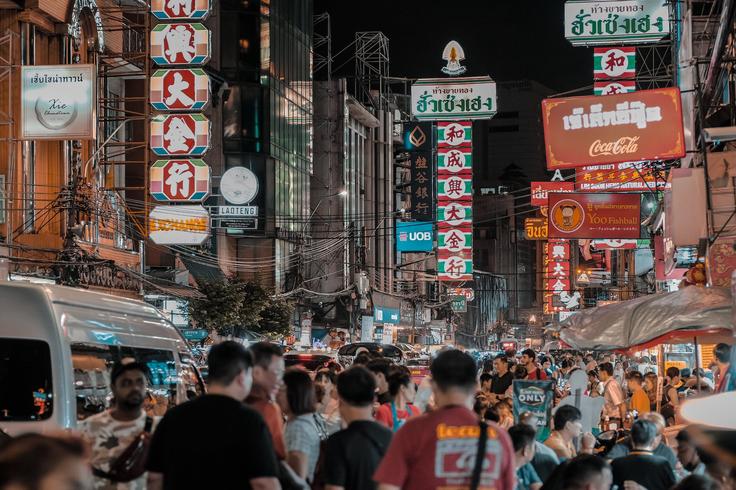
[{"left": 0, "top": 338, "right": 53, "bottom": 421}]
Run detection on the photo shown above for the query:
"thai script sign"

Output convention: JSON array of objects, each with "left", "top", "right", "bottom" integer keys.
[
  {"left": 564, "top": 0, "right": 670, "bottom": 46},
  {"left": 150, "top": 23, "right": 210, "bottom": 65},
  {"left": 150, "top": 159, "right": 210, "bottom": 202},
  {"left": 594, "top": 47, "right": 635, "bottom": 80},
  {"left": 150, "top": 69, "right": 209, "bottom": 111},
  {"left": 531, "top": 181, "right": 576, "bottom": 207},
  {"left": 149, "top": 205, "right": 210, "bottom": 245},
  {"left": 542, "top": 87, "right": 685, "bottom": 170},
  {"left": 151, "top": 0, "right": 210, "bottom": 20},
  {"left": 150, "top": 113, "right": 210, "bottom": 156},
  {"left": 548, "top": 192, "right": 641, "bottom": 239},
  {"left": 411, "top": 76, "right": 496, "bottom": 121},
  {"left": 591, "top": 239, "right": 649, "bottom": 249},
  {"left": 21, "top": 65, "right": 96, "bottom": 140},
  {"left": 524, "top": 218, "right": 548, "bottom": 240},
  {"left": 575, "top": 162, "right": 669, "bottom": 191}
]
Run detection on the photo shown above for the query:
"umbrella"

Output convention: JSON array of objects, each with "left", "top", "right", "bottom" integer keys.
[{"left": 554, "top": 286, "right": 734, "bottom": 351}]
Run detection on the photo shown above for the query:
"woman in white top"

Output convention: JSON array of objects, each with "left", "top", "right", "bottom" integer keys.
[
  {"left": 277, "top": 368, "right": 328, "bottom": 482},
  {"left": 314, "top": 368, "right": 341, "bottom": 434}
]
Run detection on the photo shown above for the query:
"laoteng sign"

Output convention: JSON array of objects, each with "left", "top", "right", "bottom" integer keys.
[
  {"left": 411, "top": 76, "right": 497, "bottom": 121},
  {"left": 542, "top": 87, "right": 685, "bottom": 170},
  {"left": 396, "top": 221, "right": 434, "bottom": 252},
  {"left": 564, "top": 0, "right": 671, "bottom": 46}
]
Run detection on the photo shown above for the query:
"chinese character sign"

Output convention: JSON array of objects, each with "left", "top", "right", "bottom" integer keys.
[
  {"left": 150, "top": 159, "right": 210, "bottom": 202},
  {"left": 437, "top": 121, "right": 472, "bottom": 147},
  {"left": 150, "top": 69, "right": 209, "bottom": 111},
  {"left": 151, "top": 0, "right": 211, "bottom": 20},
  {"left": 544, "top": 239, "right": 580, "bottom": 314},
  {"left": 564, "top": 0, "right": 670, "bottom": 46},
  {"left": 151, "top": 23, "right": 210, "bottom": 66},
  {"left": 594, "top": 47, "right": 635, "bottom": 80},
  {"left": 150, "top": 113, "right": 210, "bottom": 156},
  {"left": 575, "top": 162, "right": 669, "bottom": 191},
  {"left": 437, "top": 121, "right": 473, "bottom": 282},
  {"left": 594, "top": 80, "right": 636, "bottom": 96}
]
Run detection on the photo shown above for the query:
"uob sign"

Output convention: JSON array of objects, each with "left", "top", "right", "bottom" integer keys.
[{"left": 396, "top": 221, "right": 434, "bottom": 252}]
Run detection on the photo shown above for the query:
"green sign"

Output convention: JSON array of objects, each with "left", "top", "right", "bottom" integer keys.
[
  {"left": 180, "top": 329, "right": 209, "bottom": 342},
  {"left": 513, "top": 380, "right": 555, "bottom": 430},
  {"left": 411, "top": 76, "right": 497, "bottom": 121},
  {"left": 451, "top": 296, "right": 467, "bottom": 313},
  {"left": 564, "top": 0, "right": 670, "bottom": 46}
]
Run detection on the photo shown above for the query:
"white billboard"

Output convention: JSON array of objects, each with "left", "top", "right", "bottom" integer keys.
[
  {"left": 21, "top": 64, "right": 96, "bottom": 140},
  {"left": 411, "top": 76, "right": 496, "bottom": 121},
  {"left": 564, "top": 0, "right": 671, "bottom": 46},
  {"left": 149, "top": 205, "right": 210, "bottom": 245}
]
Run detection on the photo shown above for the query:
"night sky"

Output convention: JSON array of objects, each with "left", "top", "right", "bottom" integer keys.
[{"left": 314, "top": 0, "right": 592, "bottom": 92}]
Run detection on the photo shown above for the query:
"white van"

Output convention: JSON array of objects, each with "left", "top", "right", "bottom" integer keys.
[{"left": 0, "top": 282, "right": 205, "bottom": 436}]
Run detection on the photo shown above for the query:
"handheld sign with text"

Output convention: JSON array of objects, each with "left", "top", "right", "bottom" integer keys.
[{"left": 513, "top": 380, "right": 555, "bottom": 430}]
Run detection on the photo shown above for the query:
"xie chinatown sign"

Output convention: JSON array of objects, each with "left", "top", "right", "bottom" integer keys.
[
  {"left": 564, "top": 0, "right": 670, "bottom": 46},
  {"left": 548, "top": 192, "right": 641, "bottom": 239},
  {"left": 541, "top": 87, "right": 685, "bottom": 170},
  {"left": 411, "top": 76, "right": 497, "bottom": 121}
]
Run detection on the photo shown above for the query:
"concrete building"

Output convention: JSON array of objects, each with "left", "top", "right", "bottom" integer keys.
[{"left": 307, "top": 78, "right": 396, "bottom": 338}]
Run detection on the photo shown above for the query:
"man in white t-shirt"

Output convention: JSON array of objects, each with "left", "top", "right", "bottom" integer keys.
[
  {"left": 80, "top": 361, "right": 158, "bottom": 490},
  {"left": 599, "top": 362, "right": 626, "bottom": 427}
]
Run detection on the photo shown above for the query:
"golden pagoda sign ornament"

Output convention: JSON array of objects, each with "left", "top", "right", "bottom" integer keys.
[{"left": 441, "top": 40, "right": 466, "bottom": 76}]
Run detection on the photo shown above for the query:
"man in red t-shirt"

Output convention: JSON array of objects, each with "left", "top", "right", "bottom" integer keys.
[
  {"left": 374, "top": 350, "right": 516, "bottom": 490},
  {"left": 521, "top": 349, "right": 547, "bottom": 381}
]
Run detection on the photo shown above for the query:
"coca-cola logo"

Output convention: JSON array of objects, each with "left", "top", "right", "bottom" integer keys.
[{"left": 589, "top": 136, "right": 640, "bottom": 157}]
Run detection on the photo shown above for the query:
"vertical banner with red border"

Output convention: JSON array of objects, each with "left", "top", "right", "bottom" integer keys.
[{"left": 437, "top": 121, "right": 473, "bottom": 281}]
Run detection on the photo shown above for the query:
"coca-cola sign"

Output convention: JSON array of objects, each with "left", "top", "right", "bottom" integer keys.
[{"left": 542, "top": 87, "right": 685, "bottom": 170}]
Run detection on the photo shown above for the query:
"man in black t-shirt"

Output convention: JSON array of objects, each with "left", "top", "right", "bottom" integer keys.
[
  {"left": 323, "top": 365, "right": 392, "bottom": 490},
  {"left": 611, "top": 420, "right": 676, "bottom": 490},
  {"left": 146, "top": 341, "right": 279, "bottom": 490},
  {"left": 488, "top": 354, "right": 513, "bottom": 402}
]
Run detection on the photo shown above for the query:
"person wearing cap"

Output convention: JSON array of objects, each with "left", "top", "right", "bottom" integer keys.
[{"left": 79, "top": 360, "right": 158, "bottom": 490}]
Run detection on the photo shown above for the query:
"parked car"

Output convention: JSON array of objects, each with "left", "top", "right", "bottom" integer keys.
[
  {"left": 337, "top": 342, "right": 403, "bottom": 367},
  {"left": 0, "top": 282, "right": 205, "bottom": 435},
  {"left": 405, "top": 357, "right": 431, "bottom": 385},
  {"left": 284, "top": 352, "right": 337, "bottom": 373}
]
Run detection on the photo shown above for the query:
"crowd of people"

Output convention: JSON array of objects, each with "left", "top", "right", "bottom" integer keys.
[{"left": 0, "top": 341, "right": 733, "bottom": 490}]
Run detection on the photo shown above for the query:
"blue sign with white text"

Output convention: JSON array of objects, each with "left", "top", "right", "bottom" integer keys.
[{"left": 396, "top": 221, "right": 434, "bottom": 252}]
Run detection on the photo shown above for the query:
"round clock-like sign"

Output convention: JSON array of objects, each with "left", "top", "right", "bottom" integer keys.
[{"left": 220, "top": 166, "right": 258, "bottom": 205}]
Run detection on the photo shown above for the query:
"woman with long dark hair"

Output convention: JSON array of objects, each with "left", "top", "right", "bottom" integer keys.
[{"left": 374, "top": 365, "right": 419, "bottom": 432}]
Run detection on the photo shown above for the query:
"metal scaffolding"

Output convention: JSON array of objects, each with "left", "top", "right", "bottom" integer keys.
[{"left": 354, "top": 31, "right": 389, "bottom": 111}]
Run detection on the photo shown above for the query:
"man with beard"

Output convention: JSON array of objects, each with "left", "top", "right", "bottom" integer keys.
[{"left": 80, "top": 360, "right": 157, "bottom": 490}]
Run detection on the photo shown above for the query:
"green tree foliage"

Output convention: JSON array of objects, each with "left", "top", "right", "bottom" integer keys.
[{"left": 188, "top": 276, "right": 293, "bottom": 337}]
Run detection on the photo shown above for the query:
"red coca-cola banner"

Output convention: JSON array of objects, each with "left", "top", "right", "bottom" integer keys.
[
  {"left": 542, "top": 88, "right": 686, "bottom": 170},
  {"left": 548, "top": 192, "right": 641, "bottom": 239}
]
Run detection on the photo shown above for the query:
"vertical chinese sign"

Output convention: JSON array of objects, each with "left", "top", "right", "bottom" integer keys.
[
  {"left": 149, "top": 0, "right": 212, "bottom": 245},
  {"left": 403, "top": 123, "right": 434, "bottom": 222},
  {"left": 593, "top": 47, "right": 636, "bottom": 96},
  {"left": 544, "top": 239, "right": 578, "bottom": 314},
  {"left": 437, "top": 121, "right": 473, "bottom": 281}
]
